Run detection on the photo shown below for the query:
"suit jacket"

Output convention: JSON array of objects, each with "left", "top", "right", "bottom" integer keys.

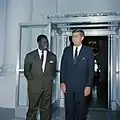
[
  {"left": 60, "top": 45, "right": 94, "bottom": 94},
  {"left": 24, "top": 49, "right": 56, "bottom": 93}
]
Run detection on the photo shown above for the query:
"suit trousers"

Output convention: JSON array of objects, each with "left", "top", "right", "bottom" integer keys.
[
  {"left": 26, "top": 88, "right": 52, "bottom": 120},
  {"left": 64, "top": 91, "right": 88, "bottom": 120}
]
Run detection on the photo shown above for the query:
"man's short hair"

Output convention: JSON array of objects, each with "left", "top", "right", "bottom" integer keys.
[
  {"left": 72, "top": 29, "right": 85, "bottom": 36},
  {"left": 37, "top": 34, "right": 48, "bottom": 43}
]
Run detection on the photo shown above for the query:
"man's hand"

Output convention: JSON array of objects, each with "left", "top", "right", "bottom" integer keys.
[
  {"left": 84, "top": 87, "right": 91, "bottom": 96},
  {"left": 60, "top": 83, "right": 66, "bottom": 93}
]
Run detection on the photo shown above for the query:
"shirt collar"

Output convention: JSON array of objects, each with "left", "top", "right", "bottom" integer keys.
[
  {"left": 38, "top": 49, "right": 42, "bottom": 54},
  {"left": 73, "top": 44, "right": 82, "bottom": 51},
  {"left": 38, "top": 49, "right": 47, "bottom": 54}
]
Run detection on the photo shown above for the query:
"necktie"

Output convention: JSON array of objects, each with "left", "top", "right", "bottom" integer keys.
[{"left": 74, "top": 47, "right": 78, "bottom": 59}]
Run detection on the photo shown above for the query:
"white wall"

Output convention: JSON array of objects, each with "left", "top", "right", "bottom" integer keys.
[
  {"left": 32, "top": 0, "right": 120, "bottom": 20},
  {"left": 57, "top": 0, "right": 120, "bottom": 14},
  {"left": 32, "top": 0, "right": 57, "bottom": 23}
]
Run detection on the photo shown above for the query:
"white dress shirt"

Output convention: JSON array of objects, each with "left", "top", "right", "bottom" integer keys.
[
  {"left": 73, "top": 44, "right": 82, "bottom": 59},
  {"left": 38, "top": 49, "right": 47, "bottom": 72}
]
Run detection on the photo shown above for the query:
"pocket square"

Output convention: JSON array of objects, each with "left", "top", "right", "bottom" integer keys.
[
  {"left": 82, "top": 57, "right": 86, "bottom": 60},
  {"left": 50, "top": 61, "right": 54, "bottom": 63}
]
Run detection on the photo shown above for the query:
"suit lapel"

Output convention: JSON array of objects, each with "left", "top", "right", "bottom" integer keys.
[
  {"left": 78, "top": 45, "right": 85, "bottom": 60},
  {"left": 34, "top": 49, "right": 43, "bottom": 72},
  {"left": 44, "top": 51, "right": 51, "bottom": 72},
  {"left": 34, "top": 49, "right": 41, "bottom": 62},
  {"left": 70, "top": 46, "right": 74, "bottom": 63},
  {"left": 74, "top": 45, "right": 85, "bottom": 64}
]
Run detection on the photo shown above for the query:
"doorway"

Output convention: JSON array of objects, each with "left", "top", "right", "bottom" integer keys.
[
  {"left": 84, "top": 36, "right": 108, "bottom": 109},
  {"left": 69, "top": 36, "right": 108, "bottom": 109}
]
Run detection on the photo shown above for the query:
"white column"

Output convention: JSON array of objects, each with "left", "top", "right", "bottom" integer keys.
[
  {"left": 0, "top": 0, "right": 6, "bottom": 72},
  {"left": 3, "top": 0, "right": 33, "bottom": 72}
]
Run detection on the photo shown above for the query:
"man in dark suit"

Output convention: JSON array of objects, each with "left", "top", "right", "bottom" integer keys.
[
  {"left": 24, "top": 34, "right": 57, "bottom": 120},
  {"left": 60, "top": 29, "right": 94, "bottom": 120}
]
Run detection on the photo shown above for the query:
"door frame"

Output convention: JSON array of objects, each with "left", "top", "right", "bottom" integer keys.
[
  {"left": 48, "top": 15, "right": 120, "bottom": 110},
  {"left": 15, "top": 23, "right": 52, "bottom": 119}
]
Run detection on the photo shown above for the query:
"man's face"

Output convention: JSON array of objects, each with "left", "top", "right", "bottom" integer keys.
[
  {"left": 72, "top": 32, "right": 84, "bottom": 46},
  {"left": 38, "top": 38, "right": 48, "bottom": 50}
]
